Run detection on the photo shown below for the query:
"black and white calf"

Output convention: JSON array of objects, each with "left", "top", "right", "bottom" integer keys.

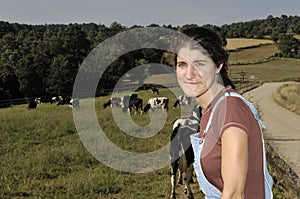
[
  {"left": 143, "top": 97, "right": 169, "bottom": 113},
  {"left": 173, "top": 95, "right": 192, "bottom": 108},
  {"left": 170, "top": 105, "right": 201, "bottom": 199}
]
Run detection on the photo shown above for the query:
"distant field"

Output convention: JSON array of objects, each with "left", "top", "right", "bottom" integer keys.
[
  {"left": 294, "top": 34, "right": 300, "bottom": 40},
  {"left": 229, "top": 58, "right": 300, "bottom": 82},
  {"left": 226, "top": 38, "right": 274, "bottom": 50},
  {"left": 228, "top": 44, "right": 279, "bottom": 64}
]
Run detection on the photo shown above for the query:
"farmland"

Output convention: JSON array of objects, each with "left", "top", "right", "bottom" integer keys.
[{"left": 1, "top": 38, "right": 299, "bottom": 198}]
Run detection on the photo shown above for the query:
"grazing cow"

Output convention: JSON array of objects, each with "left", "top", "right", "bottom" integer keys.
[
  {"left": 50, "top": 96, "right": 63, "bottom": 105},
  {"left": 151, "top": 86, "right": 159, "bottom": 95},
  {"left": 28, "top": 100, "right": 37, "bottom": 109},
  {"left": 143, "top": 97, "right": 169, "bottom": 113},
  {"left": 70, "top": 98, "right": 80, "bottom": 108},
  {"left": 170, "top": 105, "right": 201, "bottom": 199},
  {"left": 50, "top": 96, "right": 71, "bottom": 106},
  {"left": 57, "top": 96, "right": 71, "bottom": 106},
  {"left": 35, "top": 97, "right": 42, "bottom": 104},
  {"left": 173, "top": 95, "right": 192, "bottom": 108},
  {"left": 103, "top": 97, "right": 122, "bottom": 108},
  {"left": 120, "top": 94, "right": 143, "bottom": 114}
]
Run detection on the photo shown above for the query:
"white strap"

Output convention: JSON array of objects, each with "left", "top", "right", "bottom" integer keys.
[{"left": 204, "top": 92, "right": 265, "bottom": 134}]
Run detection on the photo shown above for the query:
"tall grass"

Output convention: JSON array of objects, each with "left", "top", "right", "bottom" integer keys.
[{"left": 272, "top": 82, "right": 300, "bottom": 115}]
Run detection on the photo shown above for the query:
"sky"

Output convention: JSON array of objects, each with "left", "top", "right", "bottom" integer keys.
[{"left": 0, "top": 0, "right": 299, "bottom": 27}]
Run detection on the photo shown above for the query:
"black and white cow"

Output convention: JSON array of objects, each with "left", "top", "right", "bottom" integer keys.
[
  {"left": 103, "top": 97, "right": 122, "bottom": 108},
  {"left": 173, "top": 95, "right": 192, "bottom": 108},
  {"left": 28, "top": 100, "right": 37, "bottom": 109},
  {"left": 70, "top": 98, "right": 80, "bottom": 108},
  {"left": 151, "top": 86, "right": 159, "bottom": 95},
  {"left": 170, "top": 105, "right": 201, "bottom": 199},
  {"left": 120, "top": 94, "right": 143, "bottom": 114},
  {"left": 50, "top": 96, "right": 71, "bottom": 106},
  {"left": 143, "top": 97, "right": 169, "bottom": 113},
  {"left": 35, "top": 97, "right": 42, "bottom": 104}
]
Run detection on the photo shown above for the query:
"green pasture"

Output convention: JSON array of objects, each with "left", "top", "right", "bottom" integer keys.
[
  {"left": 229, "top": 58, "right": 300, "bottom": 82},
  {"left": 0, "top": 89, "right": 204, "bottom": 198}
]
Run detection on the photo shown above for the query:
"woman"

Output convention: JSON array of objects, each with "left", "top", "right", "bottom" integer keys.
[{"left": 171, "top": 27, "right": 273, "bottom": 199}]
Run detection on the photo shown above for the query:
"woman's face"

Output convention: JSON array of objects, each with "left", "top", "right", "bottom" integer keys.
[{"left": 176, "top": 47, "right": 220, "bottom": 98}]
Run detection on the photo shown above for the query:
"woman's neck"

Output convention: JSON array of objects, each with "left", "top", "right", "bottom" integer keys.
[{"left": 196, "top": 83, "right": 225, "bottom": 109}]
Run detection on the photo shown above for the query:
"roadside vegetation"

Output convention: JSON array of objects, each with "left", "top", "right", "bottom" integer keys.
[{"left": 272, "top": 82, "right": 300, "bottom": 115}]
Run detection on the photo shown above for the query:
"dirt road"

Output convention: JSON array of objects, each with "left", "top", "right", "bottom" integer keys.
[{"left": 243, "top": 82, "right": 300, "bottom": 176}]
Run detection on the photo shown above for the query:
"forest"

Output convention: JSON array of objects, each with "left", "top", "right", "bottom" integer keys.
[{"left": 0, "top": 14, "right": 300, "bottom": 102}]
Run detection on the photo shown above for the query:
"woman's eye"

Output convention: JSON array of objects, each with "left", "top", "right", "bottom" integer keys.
[
  {"left": 177, "top": 62, "right": 187, "bottom": 68},
  {"left": 194, "top": 62, "right": 204, "bottom": 67}
]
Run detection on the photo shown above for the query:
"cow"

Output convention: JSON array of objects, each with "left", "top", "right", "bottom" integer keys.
[
  {"left": 70, "top": 98, "right": 80, "bottom": 108},
  {"left": 50, "top": 96, "right": 63, "bottom": 105},
  {"left": 50, "top": 96, "right": 71, "bottom": 106},
  {"left": 120, "top": 94, "right": 143, "bottom": 114},
  {"left": 35, "top": 97, "right": 42, "bottom": 104},
  {"left": 143, "top": 97, "right": 169, "bottom": 113},
  {"left": 28, "top": 100, "right": 37, "bottom": 109},
  {"left": 151, "top": 86, "right": 159, "bottom": 95},
  {"left": 103, "top": 97, "right": 122, "bottom": 108},
  {"left": 170, "top": 105, "right": 201, "bottom": 199},
  {"left": 173, "top": 95, "right": 192, "bottom": 108}
]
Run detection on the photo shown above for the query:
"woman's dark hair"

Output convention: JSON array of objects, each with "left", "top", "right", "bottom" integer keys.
[{"left": 171, "top": 27, "right": 235, "bottom": 89}]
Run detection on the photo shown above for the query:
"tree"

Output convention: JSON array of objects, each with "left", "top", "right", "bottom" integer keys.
[{"left": 276, "top": 33, "right": 300, "bottom": 58}]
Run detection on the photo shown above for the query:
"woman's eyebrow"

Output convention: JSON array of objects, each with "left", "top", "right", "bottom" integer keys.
[{"left": 193, "top": 60, "right": 206, "bottom": 63}]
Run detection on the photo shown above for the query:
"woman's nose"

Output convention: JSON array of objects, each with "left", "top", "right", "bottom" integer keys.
[{"left": 185, "top": 65, "right": 197, "bottom": 79}]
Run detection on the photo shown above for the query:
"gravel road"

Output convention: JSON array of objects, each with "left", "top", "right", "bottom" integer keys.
[{"left": 243, "top": 82, "right": 300, "bottom": 177}]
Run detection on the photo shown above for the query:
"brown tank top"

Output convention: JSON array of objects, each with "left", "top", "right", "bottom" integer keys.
[{"left": 199, "top": 87, "right": 265, "bottom": 198}]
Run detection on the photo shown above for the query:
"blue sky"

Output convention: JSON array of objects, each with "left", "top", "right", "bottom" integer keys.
[{"left": 0, "top": 0, "right": 299, "bottom": 26}]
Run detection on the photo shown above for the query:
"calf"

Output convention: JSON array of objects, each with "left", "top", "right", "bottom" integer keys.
[
  {"left": 170, "top": 105, "right": 201, "bottom": 199},
  {"left": 173, "top": 95, "right": 192, "bottom": 108},
  {"left": 143, "top": 97, "right": 169, "bottom": 113}
]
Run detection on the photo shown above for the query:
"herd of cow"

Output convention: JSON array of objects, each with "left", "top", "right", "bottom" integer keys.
[
  {"left": 28, "top": 91, "right": 198, "bottom": 198},
  {"left": 27, "top": 96, "right": 80, "bottom": 109},
  {"left": 102, "top": 93, "right": 192, "bottom": 114}
]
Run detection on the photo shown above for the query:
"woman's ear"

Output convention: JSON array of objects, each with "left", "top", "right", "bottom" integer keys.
[{"left": 216, "top": 63, "right": 223, "bottom": 73}]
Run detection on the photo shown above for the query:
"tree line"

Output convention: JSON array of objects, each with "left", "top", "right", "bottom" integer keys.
[{"left": 0, "top": 14, "right": 299, "bottom": 101}]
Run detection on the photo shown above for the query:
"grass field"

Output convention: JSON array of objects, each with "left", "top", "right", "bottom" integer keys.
[
  {"left": 228, "top": 44, "right": 279, "bottom": 64},
  {"left": 226, "top": 38, "right": 274, "bottom": 50},
  {"left": 294, "top": 34, "right": 300, "bottom": 40},
  {"left": 228, "top": 58, "right": 300, "bottom": 82},
  {"left": 0, "top": 89, "right": 205, "bottom": 199},
  {"left": 1, "top": 84, "right": 299, "bottom": 198}
]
